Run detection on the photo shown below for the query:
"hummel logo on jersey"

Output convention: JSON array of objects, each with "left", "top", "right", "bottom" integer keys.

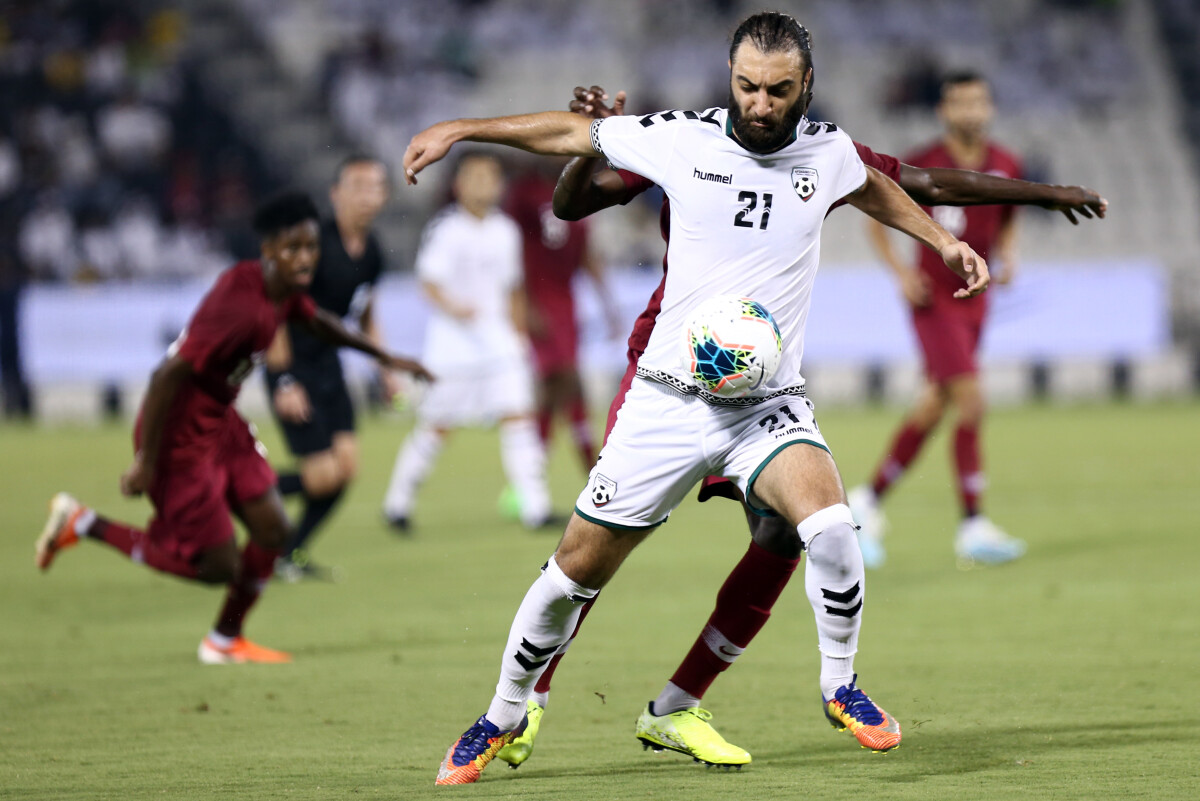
[
  {"left": 792, "top": 167, "right": 819, "bottom": 201},
  {"left": 590, "top": 473, "right": 617, "bottom": 507},
  {"left": 693, "top": 168, "right": 732, "bottom": 185}
]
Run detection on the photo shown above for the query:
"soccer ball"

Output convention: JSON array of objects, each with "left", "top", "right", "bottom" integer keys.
[{"left": 680, "top": 296, "right": 783, "bottom": 398}]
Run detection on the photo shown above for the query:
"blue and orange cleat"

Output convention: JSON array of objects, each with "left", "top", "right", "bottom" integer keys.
[
  {"left": 436, "top": 713, "right": 528, "bottom": 786},
  {"left": 823, "top": 675, "right": 901, "bottom": 752}
]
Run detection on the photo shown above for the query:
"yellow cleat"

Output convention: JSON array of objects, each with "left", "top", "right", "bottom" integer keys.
[
  {"left": 496, "top": 701, "right": 544, "bottom": 768},
  {"left": 634, "top": 705, "right": 751, "bottom": 768}
]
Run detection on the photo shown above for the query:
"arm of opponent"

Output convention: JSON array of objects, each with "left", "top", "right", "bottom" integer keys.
[
  {"left": 304, "top": 308, "right": 433, "bottom": 382},
  {"left": 359, "top": 295, "right": 403, "bottom": 401},
  {"left": 120, "top": 355, "right": 191, "bottom": 496},
  {"left": 553, "top": 86, "right": 633, "bottom": 221},
  {"left": 898, "top": 165, "right": 1107, "bottom": 224},
  {"left": 848, "top": 167, "right": 989, "bottom": 299},
  {"left": 405, "top": 112, "right": 597, "bottom": 185},
  {"left": 263, "top": 324, "right": 311, "bottom": 423}
]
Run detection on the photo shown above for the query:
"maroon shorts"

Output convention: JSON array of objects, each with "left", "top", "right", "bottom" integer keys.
[
  {"left": 911, "top": 300, "right": 986, "bottom": 384},
  {"left": 605, "top": 352, "right": 742, "bottom": 505},
  {"left": 530, "top": 321, "right": 579, "bottom": 376},
  {"left": 142, "top": 414, "right": 276, "bottom": 564}
]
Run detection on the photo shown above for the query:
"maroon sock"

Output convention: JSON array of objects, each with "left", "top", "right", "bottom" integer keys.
[
  {"left": 214, "top": 542, "right": 279, "bottom": 638},
  {"left": 566, "top": 395, "right": 596, "bottom": 468},
  {"left": 669, "top": 542, "right": 800, "bottom": 698},
  {"left": 92, "top": 518, "right": 198, "bottom": 579},
  {"left": 533, "top": 593, "right": 598, "bottom": 694},
  {"left": 536, "top": 405, "right": 553, "bottom": 447},
  {"left": 871, "top": 421, "right": 931, "bottom": 498},
  {"left": 954, "top": 422, "right": 983, "bottom": 518}
]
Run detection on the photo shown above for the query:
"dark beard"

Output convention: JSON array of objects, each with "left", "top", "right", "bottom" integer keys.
[{"left": 727, "top": 90, "right": 808, "bottom": 154}]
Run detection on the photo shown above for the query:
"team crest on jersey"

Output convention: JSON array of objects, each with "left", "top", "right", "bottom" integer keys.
[
  {"left": 791, "top": 167, "right": 819, "bottom": 201},
  {"left": 590, "top": 473, "right": 617, "bottom": 507}
]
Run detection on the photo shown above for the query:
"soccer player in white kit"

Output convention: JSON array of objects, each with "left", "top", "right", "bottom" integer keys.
[
  {"left": 383, "top": 152, "right": 554, "bottom": 530},
  {"left": 403, "top": 14, "right": 990, "bottom": 784}
]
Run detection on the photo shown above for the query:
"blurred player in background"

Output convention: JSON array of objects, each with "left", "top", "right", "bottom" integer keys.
[
  {"left": 265, "top": 154, "right": 397, "bottom": 581},
  {"left": 850, "top": 72, "right": 1027, "bottom": 568},
  {"left": 492, "top": 83, "right": 1106, "bottom": 770},
  {"left": 382, "top": 152, "right": 558, "bottom": 531},
  {"left": 504, "top": 160, "right": 620, "bottom": 473},
  {"left": 34, "top": 192, "right": 430, "bottom": 663}
]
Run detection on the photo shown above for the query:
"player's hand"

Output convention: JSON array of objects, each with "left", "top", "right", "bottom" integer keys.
[
  {"left": 1042, "top": 186, "right": 1108, "bottom": 225},
  {"left": 403, "top": 120, "right": 459, "bottom": 185},
  {"left": 273, "top": 382, "right": 312, "bottom": 423},
  {"left": 899, "top": 270, "right": 933, "bottom": 307},
  {"left": 940, "top": 241, "right": 990, "bottom": 298},
  {"left": 383, "top": 355, "right": 435, "bottom": 383},
  {"left": 569, "top": 86, "right": 626, "bottom": 119},
  {"left": 380, "top": 370, "right": 404, "bottom": 403},
  {"left": 120, "top": 455, "right": 149, "bottom": 497}
]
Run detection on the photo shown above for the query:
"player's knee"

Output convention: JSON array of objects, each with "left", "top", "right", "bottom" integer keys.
[
  {"left": 799, "top": 506, "right": 861, "bottom": 579},
  {"left": 748, "top": 511, "right": 803, "bottom": 560},
  {"left": 195, "top": 550, "right": 239, "bottom": 585}
]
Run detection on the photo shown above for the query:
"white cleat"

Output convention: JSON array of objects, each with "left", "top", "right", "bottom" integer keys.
[
  {"left": 955, "top": 516, "right": 1026, "bottom": 566},
  {"left": 847, "top": 486, "right": 887, "bottom": 569}
]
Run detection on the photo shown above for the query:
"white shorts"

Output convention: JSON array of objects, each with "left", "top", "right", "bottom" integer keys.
[
  {"left": 417, "top": 359, "right": 535, "bottom": 427},
  {"left": 575, "top": 378, "right": 830, "bottom": 529}
]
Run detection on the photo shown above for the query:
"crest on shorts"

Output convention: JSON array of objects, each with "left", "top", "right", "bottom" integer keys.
[
  {"left": 791, "top": 167, "right": 819, "bottom": 201},
  {"left": 590, "top": 473, "right": 617, "bottom": 507}
]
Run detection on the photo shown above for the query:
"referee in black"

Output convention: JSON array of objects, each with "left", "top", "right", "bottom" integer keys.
[{"left": 265, "top": 154, "right": 399, "bottom": 580}]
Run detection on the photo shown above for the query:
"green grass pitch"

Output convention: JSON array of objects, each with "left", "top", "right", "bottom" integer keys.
[{"left": 2, "top": 401, "right": 1198, "bottom": 800}]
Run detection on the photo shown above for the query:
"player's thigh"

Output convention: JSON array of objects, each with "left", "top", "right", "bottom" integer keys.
[
  {"left": 554, "top": 512, "right": 656, "bottom": 590},
  {"left": 722, "top": 395, "right": 844, "bottom": 527},
  {"left": 147, "top": 459, "right": 236, "bottom": 567},
  {"left": 912, "top": 306, "right": 978, "bottom": 384},
  {"left": 945, "top": 373, "right": 985, "bottom": 424},
  {"left": 331, "top": 431, "right": 359, "bottom": 483},
  {"left": 745, "top": 504, "right": 804, "bottom": 559},
  {"left": 232, "top": 487, "right": 290, "bottom": 551},
  {"left": 576, "top": 380, "right": 712, "bottom": 530},
  {"left": 223, "top": 415, "right": 283, "bottom": 514},
  {"left": 299, "top": 449, "right": 346, "bottom": 497}
]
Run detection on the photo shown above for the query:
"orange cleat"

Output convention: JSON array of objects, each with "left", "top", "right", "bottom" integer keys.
[
  {"left": 435, "top": 714, "right": 527, "bottom": 786},
  {"left": 35, "top": 493, "right": 87, "bottom": 571},
  {"left": 823, "top": 675, "right": 902, "bottom": 752},
  {"left": 198, "top": 635, "right": 293, "bottom": 665}
]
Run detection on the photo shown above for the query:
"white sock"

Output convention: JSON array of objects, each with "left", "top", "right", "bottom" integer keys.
[
  {"left": 487, "top": 556, "right": 597, "bottom": 729},
  {"left": 800, "top": 504, "right": 864, "bottom": 699},
  {"left": 76, "top": 508, "right": 97, "bottom": 538},
  {"left": 205, "top": 630, "right": 234, "bottom": 649},
  {"left": 651, "top": 681, "right": 700, "bottom": 716},
  {"left": 531, "top": 690, "right": 550, "bottom": 709},
  {"left": 499, "top": 418, "right": 551, "bottom": 526},
  {"left": 382, "top": 425, "right": 442, "bottom": 517}
]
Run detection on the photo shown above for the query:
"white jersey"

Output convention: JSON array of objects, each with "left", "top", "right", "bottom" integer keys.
[
  {"left": 592, "top": 108, "right": 867, "bottom": 404},
  {"left": 415, "top": 204, "right": 525, "bottom": 370}
]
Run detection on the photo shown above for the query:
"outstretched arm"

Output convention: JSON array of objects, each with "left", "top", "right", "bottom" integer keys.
[
  {"left": 404, "top": 112, "right": 597, "bottom": 185},
  {"left": 898, "top": 165, "right": 1107, "bottom": 224},
  {"left": 848, "top": 167, "right": 989, "bottom": 299},
  {"left": 305, "top": 308, "right": 433, "bottom": 380}
]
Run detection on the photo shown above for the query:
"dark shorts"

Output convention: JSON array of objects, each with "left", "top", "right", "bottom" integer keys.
[
  {"left": 911, "top": 301, "right": 986, "bottom": 384},
  {"left": 274, "top": 373, "right": 356, "bottom": 457},
  {"left": 146, "top": 414, "right": 276, "bottom": 563}
]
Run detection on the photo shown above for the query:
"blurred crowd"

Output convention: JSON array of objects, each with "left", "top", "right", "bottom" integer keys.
[{"left": 0, "top": 0, "right": 274, "bottom": 285}]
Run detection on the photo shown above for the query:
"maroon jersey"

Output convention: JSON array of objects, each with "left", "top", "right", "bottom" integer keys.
[
  {"left": 147, "top": 259, "right": 316, "bottom": 459},
  {"left": 905, "top": 141, "right": 1022, "bottom": 299},
  {"left": 617, "top": 141, "right": 903, "bottom": 359},
  {"left": 505, "top": 172, "right": 590, "bottom": 327}
]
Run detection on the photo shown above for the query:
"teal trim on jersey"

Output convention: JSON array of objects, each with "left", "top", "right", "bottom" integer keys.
[
  {"left": 724, "top": 111, "right": 799, "bottom": 153},
  {"left": 744, "top": 439, "right": 832, "bottom": 516},
  {"left": 574, "top": 506, "right": 666, "bottom": 532}
]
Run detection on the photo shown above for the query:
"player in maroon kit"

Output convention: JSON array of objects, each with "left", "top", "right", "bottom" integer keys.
[
  {"left": 34, "top": 192, "right": 431, "bottom": 664},
  {"left": 850, "top": 71, "right": 1028, "bottom": 569},
  {"left": 492, "top": 85, "right": 1106, "bottom": 768},
  {"left": 505, "top": 162, "right": 618, "bottom": 471}
]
